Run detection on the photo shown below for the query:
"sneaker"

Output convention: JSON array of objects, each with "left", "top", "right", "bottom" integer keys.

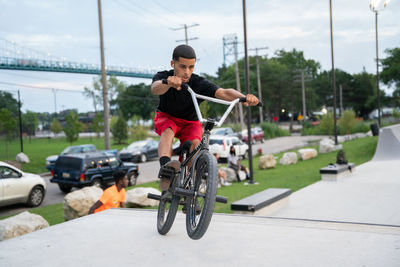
[
  {"left": 223, "top": 181, "right": 232, "bottom": 186},
  {"left": 158, "top": 160, "right": 180, "bottom": 191}
]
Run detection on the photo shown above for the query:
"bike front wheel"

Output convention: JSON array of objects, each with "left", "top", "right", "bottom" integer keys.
[
  {"left": 157, "top": 191, "right": 180, "bottom": 235},
  {"left": 186, "top": 152, "right": 218, "bottom": 240}
]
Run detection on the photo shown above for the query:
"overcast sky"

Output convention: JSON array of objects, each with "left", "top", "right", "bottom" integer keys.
[{"left": 0, "top": 0, "right": 399, "bottom": 113}]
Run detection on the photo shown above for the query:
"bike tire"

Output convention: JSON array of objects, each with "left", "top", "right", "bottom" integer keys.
[
  {"left": 157, "top": 191, "right": 180, "bottom": 235},
  {"left": 186, "top": 152, "right": 218, "bottom": 240}
]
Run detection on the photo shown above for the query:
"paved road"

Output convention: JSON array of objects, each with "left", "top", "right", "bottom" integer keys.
[{"left": 0, "top": 135, "right": 326, "bottom": 218}]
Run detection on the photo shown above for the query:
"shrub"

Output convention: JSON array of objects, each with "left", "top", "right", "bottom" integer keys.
[
  {"left": 319, "top": 113, "right": 334, "bottom": 135},
  {"left": 351, "top": 121, "right": 370, "bottom": 133},
  {"left": 261, "top": 122, "right": 290, "bottom": 139},
  {"left": 338, "top": 110, "right": 357, "bottom": 135},
  {"left": 111, "top": 111, "right": 128, "bottom": 144},
  {"left": 130, "top": 125, "right": 149, "bottom": 141}
]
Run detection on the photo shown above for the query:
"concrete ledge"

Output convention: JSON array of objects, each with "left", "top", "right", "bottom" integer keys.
[
  {"left": 320, "top": 163, "right": 355, "bottom": 181},
  {"left": 231, "top": 188, "right": 291, "bottom": 215}
]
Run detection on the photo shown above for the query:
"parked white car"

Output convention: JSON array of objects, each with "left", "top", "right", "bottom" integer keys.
[
  {"left": 208, "top": 135, "right": 248, "bottom": 161},
  {"left": 0, "top": 161, "right": 46, "bottom": 207}
]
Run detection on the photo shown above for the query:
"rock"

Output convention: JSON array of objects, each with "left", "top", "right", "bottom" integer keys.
[
  {"left": 63, "top": 186, "right": 103, "bottom": 221},
  {"left": 220, "top": 167, "right": 246, "bottom": 182},
  {"left": 126, "top": 187, "right": 161, "bottom": 207},
  {"left": 319, "top": 138, "right": 335, "bottom": 153},
  {"left": 15, "top": 153, "right": 30, "bottom": 163},
  {"left": 258, "top": 154, "right": 276, "bottom": 169},
  {"left": 280, "top": 152, "right": 298, "bottom": 165},
  {"left": 298, "top": 148, "right": 318, "bottom": 160},
  {"left": 319, "top": 138, "right": 343, "bottom": 154},
  {"left": 0, "top": 211, "right": 49, "bottom": 241}
]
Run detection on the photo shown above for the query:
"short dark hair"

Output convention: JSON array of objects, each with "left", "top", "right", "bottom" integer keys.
[
  {"left": 113, "top": 170, "right": 126, "bottom": 183},
  {"left": 172, "top": 45, "right": 196, "bottom": 61}
]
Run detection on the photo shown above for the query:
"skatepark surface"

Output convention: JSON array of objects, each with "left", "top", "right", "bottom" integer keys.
[{"left": 1, "top": 125, "right": 400, "bottom": 266}]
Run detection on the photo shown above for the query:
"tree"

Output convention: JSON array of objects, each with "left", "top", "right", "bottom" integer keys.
[
  {"left": 22, "top": 110, "right": 39, "bottom": 142},
  {"left": 116, "top": 83, "right": 157, "bottom": 122},
  {"left": 82, "top": 75, "right": 126, "bottom": 113},
  {"left": 381, "top": 47, "right": 400, "bottom": 107},
  {"left": 50, "top": 118, "right": 63, "bottom": 137},
  {"left": 0, "top": 91, "right": 19, "bottom": 116},
  {"left": 381, "top": 47, "right": 400, "bottom": 89},
  {"left": 92, "top": 112, "right": 104, "bottom": 139},
  {"left": 351, "top": 71, "right": 376, "bottom": 118},
  {"left": 64, "top": 111, "right": 81, "bottom": 143},
  {"left": 0, "top": 108, "right": 17, "bottom": 159},
  {"left": 111, "top": 111, "right": 128, "bottom": 144}
]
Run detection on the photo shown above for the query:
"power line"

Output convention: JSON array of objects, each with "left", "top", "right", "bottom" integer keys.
[{"left": 0, "top": 81, "right": 83, "bottom": 93}]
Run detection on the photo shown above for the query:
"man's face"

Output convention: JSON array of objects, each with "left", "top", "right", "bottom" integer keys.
[
  {"left": 171, "top": 57, "right": 196, "bottom": 83},
  {"left": 121, "top": 176, "right": 129, "bottom": 188}
]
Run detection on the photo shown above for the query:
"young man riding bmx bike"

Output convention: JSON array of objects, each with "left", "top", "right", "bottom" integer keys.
[{"left": 151, "top": 44, "right": 259, "bottom": 191}]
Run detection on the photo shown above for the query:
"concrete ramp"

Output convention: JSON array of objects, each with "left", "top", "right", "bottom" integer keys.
[
  {"left": 0, "top": 209, "right": 399, "bottom": 267},
  {"left": 372, "top": 124, "right": 400, "bottom": 161}
]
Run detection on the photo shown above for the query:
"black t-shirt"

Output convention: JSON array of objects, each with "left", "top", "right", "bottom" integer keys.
[{"left": 152, "top": 70, "right": 219, "bottom": 121}]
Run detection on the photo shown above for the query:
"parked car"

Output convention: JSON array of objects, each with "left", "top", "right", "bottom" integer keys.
[
  {"left": 45, "top": 144, "right": 118, "bottom": 171},
  {"left": 241, "top": 127, "right": 265, "bottom": 143},
  {"left": 210, "top": 127, "right": 239, "bottom": 137},
  {"left": 0, "top": 161, "right": 46, "bottom": 207},
  {"left": 118, "top": 139, "right": 159, "bottom": 163},
  {"left": 208, "top": 135, "right": 248, "bottom": 161},
  {"left": 50, "top": 152, "right": 139, "bottom": 193}
]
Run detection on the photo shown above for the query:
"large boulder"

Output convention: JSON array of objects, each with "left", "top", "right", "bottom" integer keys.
[
  {"left": 126, "top": 187, "right": 161, "bottom": 207},
  {"left": 319, "top": 138, "right": 342, "bottom": 154},
  {"left": 63, "top": 186, "right": 103, "bottom": 221},
  {"left": 298, "top": 148, "right": 318, "bottom": 161},
  {"left": 15, "top": 152, "right": 30, "bottom": 163},
  {"left": 220, "top": 167, "right": 246, "bottom": 182},
  {"left": 0, "top": 211, "right": 49, "bottom": 241},
  {"left": 280, "top": 152, "right": 298, "bottom": 165},
  {"left": 258, "top": 154, "right": 276, "bottom": 169}
]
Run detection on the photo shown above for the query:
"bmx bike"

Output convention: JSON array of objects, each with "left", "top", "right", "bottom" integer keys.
[{"left": 148, "top": 83, "right": 262, "bottom": 240}]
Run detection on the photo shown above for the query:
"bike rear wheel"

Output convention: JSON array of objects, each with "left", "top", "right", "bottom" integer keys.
[
  {"left": 157, "top": 191, "right": 180, "bottom": 235},
  {"left": 186, "top": 152, "right": 218, "bottom": 240}
]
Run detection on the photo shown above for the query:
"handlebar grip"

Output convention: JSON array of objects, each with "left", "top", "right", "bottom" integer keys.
[
  {"left": 181, "top": 83, "right": 188, "bottom": 90},
  {"left": 239, "top": 97, "right": 263, "bottom": 107}
]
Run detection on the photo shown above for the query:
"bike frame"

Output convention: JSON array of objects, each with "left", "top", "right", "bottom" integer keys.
[{"left": 164, "top": 85, "right": 242, "bottom": 199}]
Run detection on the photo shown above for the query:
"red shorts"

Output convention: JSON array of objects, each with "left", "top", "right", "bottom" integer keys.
[{"left": 154, "top": 112, "right": 203, "bottom": 144}]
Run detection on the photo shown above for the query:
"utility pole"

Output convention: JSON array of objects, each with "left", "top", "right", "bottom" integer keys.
[
  {"left": 339, "top": 84, "right": 343, "bottom": 117},
  {"left": 172, "top": 24, "right": 199, "bottom": 45},
  {"left": 223, "top": 34, "right": 244, "bottom": 127},
  {"left": 301, "top": 70, "right": 306, "bottom": 121},
  {"left": 97, "top": 0, "right": 110, "bottom": 150},
  {"left": 249, "top": 47, "right": 268, "bottom": 123},
  {"left": 329, "top": 0, "right": 338, "bottom": 145},
  {"left": 17, "top": 90, "right": 23, "bottom": 153}
]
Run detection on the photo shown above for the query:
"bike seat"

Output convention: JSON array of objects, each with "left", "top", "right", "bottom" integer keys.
[{"left": 172, "top": 140, "right": 192, "bottom": 156}]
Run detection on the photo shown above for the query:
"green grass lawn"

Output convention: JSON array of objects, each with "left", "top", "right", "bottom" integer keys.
[
  {"left": 0, "top": 136, "right": 156, "bottom": 174},
  {"left": 0, "top": 136, "right": 377, "bottom": 226}
]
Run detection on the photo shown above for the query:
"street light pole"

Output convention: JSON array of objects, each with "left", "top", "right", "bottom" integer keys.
[
  {"left": 370, "top": 0, "right": 391, "bottom": 128},
  {"left": 242, "top": 0, "right": 256, "bottom": 184}
]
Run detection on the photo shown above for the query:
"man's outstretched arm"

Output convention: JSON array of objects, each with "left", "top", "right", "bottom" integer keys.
[{"left": 215, "top": 88, "right": 259, "bottom": 106}]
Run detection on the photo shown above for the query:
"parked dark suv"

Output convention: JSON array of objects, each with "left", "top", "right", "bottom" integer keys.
[{"left": 50, "top": 152, "right": 139, "bottom": 193}]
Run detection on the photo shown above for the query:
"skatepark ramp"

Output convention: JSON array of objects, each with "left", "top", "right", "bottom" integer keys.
[{"left": 372, "top": 124, "right": 400, "bottom": 161}]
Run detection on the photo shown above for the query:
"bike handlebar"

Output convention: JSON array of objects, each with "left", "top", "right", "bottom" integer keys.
[{"left": 161, "top": 79, "right": 263, "bottom": 107}]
